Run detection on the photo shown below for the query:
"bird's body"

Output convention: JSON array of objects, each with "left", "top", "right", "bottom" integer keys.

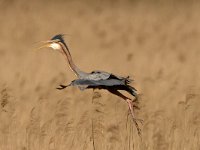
[
  {"left": 39, "top": 34, "right": 141, "bottom": 135},
  {"left": 59, "top": 70, "right": 137, "bottom": 97}
]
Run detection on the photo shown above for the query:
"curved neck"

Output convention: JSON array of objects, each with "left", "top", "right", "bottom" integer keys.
[{"left": 58, "top": 42, "right": 87, "bottom": 78}]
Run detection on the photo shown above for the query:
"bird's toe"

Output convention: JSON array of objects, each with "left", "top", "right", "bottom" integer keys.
[{"left": 56, "top": 85, "right": 67, "bottom": 90}]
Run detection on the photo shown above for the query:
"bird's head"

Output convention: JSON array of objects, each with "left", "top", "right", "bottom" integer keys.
[{"left": 38, "top": 34, "right": 66, "bottom": 51}]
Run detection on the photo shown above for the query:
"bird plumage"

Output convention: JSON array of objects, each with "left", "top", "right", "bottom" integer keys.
[{"left": 58, "top": 72, "right": 137, "bottom": 97}]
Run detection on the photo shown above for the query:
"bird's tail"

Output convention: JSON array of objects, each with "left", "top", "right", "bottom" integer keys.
[{"left": 124, "top": 76, "right": 133, "bottom": 84}]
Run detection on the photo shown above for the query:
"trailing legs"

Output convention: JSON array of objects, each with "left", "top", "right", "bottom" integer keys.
[{"left": 107, "top": 89, "right": 142, "bottom": 135}]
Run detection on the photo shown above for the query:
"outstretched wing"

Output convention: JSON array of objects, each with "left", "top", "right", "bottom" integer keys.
[
  {"left": 57, "top": 71, "right": 136, "bottom": 96},
  {"left": 68, "top": 78, "right": 137, "bottom": 97}
]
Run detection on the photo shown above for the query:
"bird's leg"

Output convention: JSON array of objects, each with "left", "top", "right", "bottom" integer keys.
[
  {"left": 107, "top": 89, "right": 142, "bottom": 135},
  {"left": 126, "top": 98, "right": 142, "bottom": 136}
]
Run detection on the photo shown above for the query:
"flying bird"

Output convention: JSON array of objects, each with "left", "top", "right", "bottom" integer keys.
[{"left": 39, "top": 34, "right": 141, "bottom": 135}]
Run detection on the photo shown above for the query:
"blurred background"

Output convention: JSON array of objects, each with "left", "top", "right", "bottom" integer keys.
[{"left": 0, "top": 0, "right": 200, "bottom": 149}]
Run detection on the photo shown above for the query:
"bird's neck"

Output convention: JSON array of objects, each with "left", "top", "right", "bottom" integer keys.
[{"left": 59, "top": 42, "right": 87, "bottom": 78}]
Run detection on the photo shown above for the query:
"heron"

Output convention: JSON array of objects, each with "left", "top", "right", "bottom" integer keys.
[{"left": 39, "top": 34, "right": 141, "bottom": 135}]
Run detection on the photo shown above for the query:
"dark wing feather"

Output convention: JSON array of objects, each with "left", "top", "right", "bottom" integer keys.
[
  {"left": 69, "top": 78, "right": 137, "bottom": 97},
  {"left": 115, "top": 85, "right": 137, "bottom": 97}
]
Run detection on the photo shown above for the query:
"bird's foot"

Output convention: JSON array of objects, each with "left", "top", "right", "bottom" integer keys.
[
  {"left": 56, "top": 84, "right": 68, "bottom": 90},
  {"left": 128, "top": 114, "right": 143, "bottom": 125}
]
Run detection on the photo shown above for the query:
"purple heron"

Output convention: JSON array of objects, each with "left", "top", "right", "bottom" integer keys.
[{"left": 39, "top": 34, "right": 141, "bottom": 135}]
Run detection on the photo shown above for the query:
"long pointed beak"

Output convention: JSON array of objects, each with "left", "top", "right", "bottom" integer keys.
[
  {"left": 35, "top": 39, "right": 59, "bottom": 51},
  {"left": 36, "top": 40, "right": 52, "bottom": 50},
  {"left": 37, "top": 43, "right": 51, "bottom": 50}
]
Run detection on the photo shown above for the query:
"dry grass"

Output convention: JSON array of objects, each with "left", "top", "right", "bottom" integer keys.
[{"left": 0, "top": 0, "right": 200, "bottom": 149}]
